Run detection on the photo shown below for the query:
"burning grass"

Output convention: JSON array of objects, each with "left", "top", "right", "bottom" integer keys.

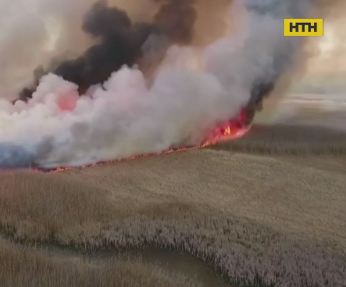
[
  {"left": 37, "top": 109, "right": 250, "bottom": 172},
  {"left": 0, "top": 144, "right": 345, "bottom": 286}
]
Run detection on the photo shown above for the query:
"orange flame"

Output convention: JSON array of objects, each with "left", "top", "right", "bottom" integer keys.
[
  {"left": 57, "top": 91, "right": 79, "bottom": 112},
  {"left": 37, "top": 108, "right": 251, "bottom": 173}
]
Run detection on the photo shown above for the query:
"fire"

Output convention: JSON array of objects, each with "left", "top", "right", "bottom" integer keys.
[
  {"left": 57, "top": 91, "right": 79, "bottom": 112},
  {"left": 36, "top": 108, "right": 251, "bottom": 173}
]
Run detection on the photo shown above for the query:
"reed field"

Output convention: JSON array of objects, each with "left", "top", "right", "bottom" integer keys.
[
  {"left": 0, "top": 123, "right": 345, "bottom": 287},
  {"left": 211, "top": 124, "right": 346, "bottom": 155}
]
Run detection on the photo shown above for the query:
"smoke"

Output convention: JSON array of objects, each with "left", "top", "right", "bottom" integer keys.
[
  {"left": 0, "top": 0, "right": 196, "bottom": 101},
  {"left": 0, "top": 0, "right": 341, "bottom": 169},
  {"left": 256, "top": 0, "right": 346, "bottom": 124},
  {"left": 307, "top": 1, "right": 346, "bottom": 75},
  {"left": 0, "top": 144, "right": 34, "bottom": 168},
  {"left": 19, "top": 0, "right": 199, "bottom": 100}
]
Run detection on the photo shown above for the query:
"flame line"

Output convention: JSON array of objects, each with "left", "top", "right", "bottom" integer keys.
[{"left": 35, "top": 122, "right": 251, "bottom": 173}]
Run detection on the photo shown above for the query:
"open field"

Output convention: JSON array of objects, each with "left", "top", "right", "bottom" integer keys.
[{"left": 0, "top": 123, "right": 345, "bottom": 287}]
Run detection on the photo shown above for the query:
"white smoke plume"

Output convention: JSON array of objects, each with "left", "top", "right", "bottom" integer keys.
[{"left": 0, "top": 0, "right": 336, "bottom": 168}]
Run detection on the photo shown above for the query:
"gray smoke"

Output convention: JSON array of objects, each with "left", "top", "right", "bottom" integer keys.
[
  {"left": 0, "top": 0, "right": 342, "bottom": 169},
  {"left": 0, "top": 144, "right": 34, "bottom": 168},
  {"left": 18, "top": 0, "right": 199, "bottom": 100}
]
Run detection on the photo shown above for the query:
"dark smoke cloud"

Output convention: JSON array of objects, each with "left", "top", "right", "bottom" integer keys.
[
  {"left": 1, "top": 0, "right": 343, "bottom": 170},
  {"left": 246, "top": 50, "right": 297, "bottom": 122},
  {"left": 17, "top": 0, "right": 313, "bottom": 125},
  {"left": 246, "top": 0, "right": 346, "bottom": 122},
  {"left": 19, "top": 0, "right": 197, "bottom": 101},
  {"left": 244, "top": 0, "right": 311, "bottom": 122},
  {"left": 152, "top": 0, "right": 197, "bottom": 44}
]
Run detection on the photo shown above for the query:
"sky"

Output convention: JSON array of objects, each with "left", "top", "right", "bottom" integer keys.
[{"left": 307, "top": 19, "right": 346, "bottom": 74}]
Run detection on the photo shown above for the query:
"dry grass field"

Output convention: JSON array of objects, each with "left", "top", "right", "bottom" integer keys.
[
  {"left": 0, "top": 123, "right": 345, "bottom": 287},
  {"left": 0, "top": 238, "right": 200, "bottom": 287}
]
